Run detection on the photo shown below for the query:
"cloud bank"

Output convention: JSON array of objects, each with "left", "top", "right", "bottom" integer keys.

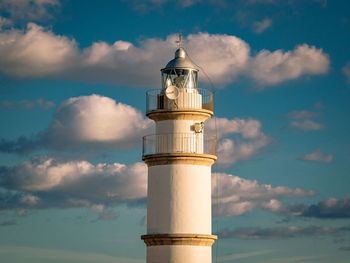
[
  {"left": 1, "top": 159, "right": 317, "bottom": 217},
  {"left": 0, "top": 100, "right": 268, "bottom": 168},
  {"left": 0, "top": 157, "right": 147, "bottom": 211},
  {"left": 0, "top": 24, "right": 330, "bottom": 87},
  {"left": 2, "top": 158, "right": 348, "bottom": 220},
  {"left": 212, "top": 172, "right": 313, "bottom": 216},
  {"left": 263, "top": 198, "right": 350, "bottom": 219},
  {"left": 0, "top": 94, "right": 153, "bottom": 153}
]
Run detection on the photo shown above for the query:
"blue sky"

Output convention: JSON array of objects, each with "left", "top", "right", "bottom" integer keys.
[{"left": 0, "top": 0, "right": 350, "bottom": 262}]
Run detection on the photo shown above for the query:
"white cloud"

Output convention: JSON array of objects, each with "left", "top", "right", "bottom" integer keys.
[
  {"left": 285, "top": 110, "right": 321, "bottom": 119},
  {"left": 1, "top": 98, "right": 55, "bottom": 110},
  {"left": 0, "top": 94, "right": 153, "bottom": 153},
  {"left": 0, "top": 23, "right": 77, "bottom": 78},
  {"left": 300, "top": 149, "right": 333, "bottom": 163},
  {"left": 252, "top": 18, "right": 272, "bottom": 33},
  {"left": 206, "top": 117, "right": 270, "bottom": 166},
  {"left": 285, "top": 105, "right": 325, "bottom": 131},
  {"left": 0, "top": 157, "right": 147, "bottom": 209},
  {"left": 249, "top": 44, "right": 329, "bottom": 86},
  {"left": 212, "top": 173, "right": 313, "bottom": 216},
  {"left": 0, "top": 24, "right": 329, "bottom": 87},
  {"left": 261, "top": 199, "right": 306, "bottom": 216},
  {"left": 0, "top": 0, "right": 60, "bottom": 21},
  {"left": 47, "top": 94, "right": 152, "bottom": 150},
  {"left": 184, "top": 33, "right": 250, "bottom": 84},
  {"left": 1, "top": 157, "right": 318, "bottom": 217},
  {"left": 289, "top": 119, "right": 324, "bottom": 131},
  {"left": 206, "top": 117, "right": 264, "bottom": 139},
  {"left": 217, "top": 137, "right": 269, "bottom": 166},
  {"left": 342, "top": 62, "right": 350, "bottom": 84}
]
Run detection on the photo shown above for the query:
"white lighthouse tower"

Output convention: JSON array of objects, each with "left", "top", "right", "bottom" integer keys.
[{"left": 141, "top": 42, "right": 217, "bottom": 263}]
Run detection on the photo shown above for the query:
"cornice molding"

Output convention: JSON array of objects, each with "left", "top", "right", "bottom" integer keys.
[
  {"left": 141, "top": 234, "right": 218, "bottom": 247},
  {"left": 143, "top": 153, "right": 217, "bottom": 167}
]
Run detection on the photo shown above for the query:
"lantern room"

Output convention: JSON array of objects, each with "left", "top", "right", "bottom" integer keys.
[{"left": 161, "top": 47, "right": 199, "bottom": 92}]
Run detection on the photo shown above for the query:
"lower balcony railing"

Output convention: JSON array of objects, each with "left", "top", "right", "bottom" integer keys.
[{"left": 143, "top": 133, "right": 217, "bottom": 156}]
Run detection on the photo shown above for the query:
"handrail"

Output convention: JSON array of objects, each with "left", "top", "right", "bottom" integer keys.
[
  {"left": 146, "top": 88, "right": 213, "bottom": 113},
  {"left": 143, "top": 133, "right": 217, "bottom": 156}
]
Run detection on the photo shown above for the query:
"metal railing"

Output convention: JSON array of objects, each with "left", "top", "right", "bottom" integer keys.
[
  {"left": 146, "top": 88, "right": 213, "bottom": 112},
  {"left": 143, "top": 133, "right": 217, "bottom": 156}
]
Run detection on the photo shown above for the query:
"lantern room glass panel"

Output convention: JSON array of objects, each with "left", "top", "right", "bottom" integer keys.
[{"left": 161, "top": 69, "right": 198, "bottom": 91}]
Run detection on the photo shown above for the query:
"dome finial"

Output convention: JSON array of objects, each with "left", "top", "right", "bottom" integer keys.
[
  {"left": 174, "top": 31, "right": 185, "bottom": 59},
  {"left": 176, "top": 31, "right": 182, "bottom": 48}
]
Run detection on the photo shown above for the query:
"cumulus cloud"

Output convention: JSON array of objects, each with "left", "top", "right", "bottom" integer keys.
[
  {"left": 212, "top": 172, "right": 313, "bottom": 216},
  {"left": 252, "top": 18, "right": 272, "bottom": 33},
  {"left": 342, "top": 62, "right": 350, "bottom": 84},
  {"left": 0, "top": 23, "right": 77, "bottom": 78},
  {"left": 0, "top": 159, "right": 319, "bottom": 217},
  {"left": 206, "top": 117, "right": 264, "bottom": 139},
  {"left": 261, "top": 199, "right": 306, "bottom": 216},
  {"left": 219, "top": 225, "right": 350, "bottom": 240},
  {"left": 302, "top": 198, "right": 350, "bottom": 219},
  {"left": 0, "top": 24, "right": 329, "bottom": 87},
  {"left": 0, "top": 94, "right": 152, "bottom": 153},
  {"left": 262, "top": 198, "right": 350, "bottom": 219},
  {"left": 206, "top": 117, "right": 270, "bottom": 166},
  {"left": 46, "top": 94, "right": 152, "bottom": 150},
  {"left": 249, "top": 44, "right": 329, "bottom": 86},
  {"left": 0, "top": 156, "right": 147, "bottom": 211},
  {"left": 1, "top": 98, "right": 55, "bottom": 110},
  {"left": 0, "top": 0, "right": 60, "bottom": 22},
  {"left": 300, "top": 149, "right": 333, "bottom": 163},
  {"left": 216, "top": 138, "right": 269, "bottom": 166}
]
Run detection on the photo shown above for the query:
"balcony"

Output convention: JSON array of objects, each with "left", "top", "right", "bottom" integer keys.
[
  {"left": 146, "top": 88, "right": 213, "bottom": 113},
  {"left": 142, "top": 133, "right": 217, "bottom": 157}
]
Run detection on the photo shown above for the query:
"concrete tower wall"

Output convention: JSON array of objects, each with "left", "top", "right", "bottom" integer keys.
[
  {"left": 147, "top": 245, "right": 211, "bottom": 263},
  {"left": 156, "top": 119, "right": 198, "bottom": 134},
  {"left": 147, "top": 164, "right": 211, "bottom": 234}
]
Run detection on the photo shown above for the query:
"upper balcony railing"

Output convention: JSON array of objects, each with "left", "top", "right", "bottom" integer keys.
[
  {"left": 143, "top": 133, "right": 217, "bottom": 157},
  {"left": 146, "top": 88, "right": 213, "bottom": 113}
]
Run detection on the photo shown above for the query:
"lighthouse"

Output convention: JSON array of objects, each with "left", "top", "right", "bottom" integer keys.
[{"left": 141, "top": 42, "right": 217, "bottom": 263}]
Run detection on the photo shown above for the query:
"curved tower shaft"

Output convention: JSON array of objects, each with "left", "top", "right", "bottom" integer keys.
[{"left": 141, "top": 47, "right": 217, "bottom": 263}]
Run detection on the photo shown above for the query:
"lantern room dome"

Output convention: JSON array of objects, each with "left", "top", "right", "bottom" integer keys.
[{"left": 162, "top": 47, "right": 199, "bottom": 71}]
